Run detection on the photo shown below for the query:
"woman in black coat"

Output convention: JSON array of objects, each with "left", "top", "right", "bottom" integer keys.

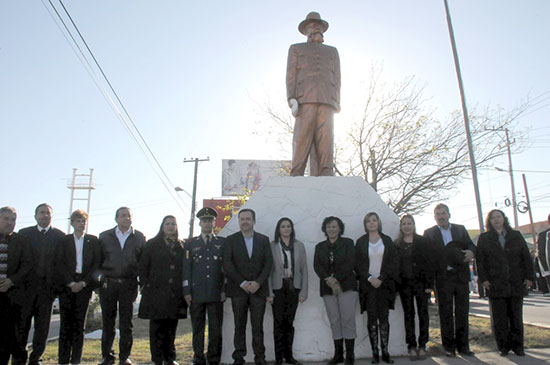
[
  {"left": 314, "top": 216, "right": 357, "bottom": 365},
  {"left": 476, "top": 209, "right": 534, "bottom": 357},
  {"left": 138, "top": 216, "right": 187, "bottom": 365},
  {"left": 355, "top": 212, "right": 398, "bottom": 364},
  {"left": 394, "top": 215, "right": 433, "bottom": 360}
]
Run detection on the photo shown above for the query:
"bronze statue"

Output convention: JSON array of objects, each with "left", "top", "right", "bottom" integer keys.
[{"left": 286, "top": 12, "right": 341, "bottom": 176}]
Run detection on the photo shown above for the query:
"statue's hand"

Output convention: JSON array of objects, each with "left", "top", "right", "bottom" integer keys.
[{"left": 289, "top": 98, "right": 298, "bottom": 117}]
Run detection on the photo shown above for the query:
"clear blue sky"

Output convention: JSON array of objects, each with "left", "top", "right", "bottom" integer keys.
[{"left": 1, "top": 0, "right": 549, "bottom": 238}]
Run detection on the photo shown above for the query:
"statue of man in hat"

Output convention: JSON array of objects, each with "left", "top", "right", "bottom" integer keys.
[{"left": 286, "top": 11, "right": 341, "bottom": 176}]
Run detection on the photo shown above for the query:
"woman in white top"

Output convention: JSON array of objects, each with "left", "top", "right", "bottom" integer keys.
[{"left": 355, "top": 212, "right": 398, "bottom": 364}]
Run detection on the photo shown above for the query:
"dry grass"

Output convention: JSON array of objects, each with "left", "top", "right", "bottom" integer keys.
[
  {"left": 36, "top": 305, "right": 550, "bottom": 363},
  {"left": 41, "top": 317, "right": 193, "bottom": 364}
]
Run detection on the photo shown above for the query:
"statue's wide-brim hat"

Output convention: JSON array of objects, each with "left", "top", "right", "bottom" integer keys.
[{"left": 298, "top": 11, "right": 329, "bottom": 35}]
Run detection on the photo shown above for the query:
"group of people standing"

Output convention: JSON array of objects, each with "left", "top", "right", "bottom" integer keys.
[{"left": 0, "top": 201, "right": 536, "bottom": 365}]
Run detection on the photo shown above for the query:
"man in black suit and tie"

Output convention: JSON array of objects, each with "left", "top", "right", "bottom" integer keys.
[
  {"left": 18, "top": 203, "right": 65, "bottom": 365},
  {"left": 98, "top": 207, "right": 146, "bottom": 365},
  {"left": 56, "top": 209, "right": 100, "bottom": 365},
  {"left": 0, "top": 206, "right": 33, "bottom": 365},
  {"left": 223, "top": 209, "right": 273, "bottom": 365},
  {"left": 423, "top": 203, "right": 476, "bottom": 358}
]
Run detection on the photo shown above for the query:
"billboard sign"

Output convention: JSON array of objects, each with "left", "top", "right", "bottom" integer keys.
[{"left": 221, "top": 159, "right": 290, "bottom": 196}]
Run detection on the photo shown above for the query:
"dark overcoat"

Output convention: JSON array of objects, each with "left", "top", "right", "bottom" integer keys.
[
  {"left": 355, "top": 233, "right": 399, "bottom": 312},
  {"left": 313, "top": 237, "right": 356, "bottom": 297},
  {"left": 476, "top": 229, "right": 535, "bottom": 298},
  {"left": 138, "top": 236, "right": 187, "bottom": 319}
]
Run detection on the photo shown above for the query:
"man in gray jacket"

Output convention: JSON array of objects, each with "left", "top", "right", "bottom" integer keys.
[{"left": 286, "top": 11, "right": 341, "bottom": 177}]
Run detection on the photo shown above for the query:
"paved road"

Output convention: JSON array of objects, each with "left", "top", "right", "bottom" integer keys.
[
  {"left": 301, "top": 348, "right": 550, "bottom": 364},
  {"left": 469, "top": 292, "right": 550, "bottom": 328}
]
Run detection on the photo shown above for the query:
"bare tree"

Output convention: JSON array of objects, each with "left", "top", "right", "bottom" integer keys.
[{"left": 254, "top": 69, "right": 531, "bottom": 215}]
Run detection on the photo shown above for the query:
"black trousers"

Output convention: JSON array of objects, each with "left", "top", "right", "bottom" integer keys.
[
  {"left": 0, "top": 293, "right": 27, "bottom": 365},
  {"left": 231, "top": 294, "right": 267, "bottom": 363},
  {"left": 190, "top": 301, "right": 223, "bottom": 364},
  {"left": 435, "top": 275, "right": 470, "bottom": 352},
  {"left": 99, "top": 278, "right": 138, "bottom": 361},
  {"left": 58, "top": 286, "right": 92, "bottom": 364},
  {"left": 489, "top": 296, "right": 524, "bottom": 352},
  {"left": 272, "top": 280, "right": 300, "bottom": 361},
  {"left": 149, "top": 318, "right": 178, "bottom": 364},
  {"left": 23, "top": 283, "right": 55, "bottom": 364},
  {"left": 399, "top": 280, "right": 430, "bottom": 349}
]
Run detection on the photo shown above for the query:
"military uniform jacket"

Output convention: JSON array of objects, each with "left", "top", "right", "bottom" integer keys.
[
  {"left": 286, "top": 42, "right": 341, "bottom": 110},
  {"left": 183, "top": 234, "right": 226, "bottom": 303}
]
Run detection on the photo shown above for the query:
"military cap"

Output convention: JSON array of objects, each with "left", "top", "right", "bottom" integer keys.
[{"left": 196, "top": 207, "right": 218, "bottom": 220}]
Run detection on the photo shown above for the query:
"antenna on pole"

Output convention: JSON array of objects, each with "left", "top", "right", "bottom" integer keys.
[{"left": 67, "top": 168, "right": 95, "bottom": 233}]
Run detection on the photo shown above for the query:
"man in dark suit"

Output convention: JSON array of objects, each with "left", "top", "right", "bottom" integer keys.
[
  {"left": 18, "top": 203, "right": 65, "bottom": 365},
  {"left": 98, "top": 207, "right": 146, "bottom": 365},
  {"left": 56, "top": 209, "right": 100, "bottom": 365},
  {"left": 536, "top": 213, "right": 550, "bottom": 295},
  {"left": 223, "top": 209, "right": 273, "bottom": 365},
  {"left": 423, "top": 203, "right": 476, "bottom": 358},
  {"left": 0, "top": 206, "right": 33, "bottom": 365},
  {"left": 184, "top": 207, "right": 226, "bottom": 365}
]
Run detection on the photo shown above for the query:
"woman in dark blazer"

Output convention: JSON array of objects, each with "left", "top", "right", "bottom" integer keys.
[
  {"left": 56, "top": 209, "right": 100, "bottom": 365},
  {"left": 355, "top": 212, "right": 398, "bottom": 364},
  {"left": 314, "top": 216, "right": 357, "bottom": 365},
  {"left": 138, "top": 216, "right": 187, "bottom": 365},
  {"left": 476, "top": 209, "right": 534, "bottom": 357},
  {"left": 395, "top": 215, "right": 433, "bottom": 360},
  {"left": 267, "top": 217, "right": 308, "bottom": 365}
]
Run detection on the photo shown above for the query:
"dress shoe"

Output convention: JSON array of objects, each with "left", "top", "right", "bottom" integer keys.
[
  {"left": 286, "top": 358, "right": 302, "bottom": 365},
  {"left": 500, "top": 349, "right": 509, "bottom": 357},
  {"left": 458, "top": 349, "right": 475, "bottom": 356},
  {"left": 417, "top": 348, "right": 427, "bottom": 360},
  {"left": 285, "top": 357, "right": 302, "bottom": 365},
  {"left": 407, "top": 348, "right": 418, "bottom": 361},
  {"left": 232, "top": 361, "right": 245, "bottom": 365},
  {"left": 255, "top": 360, "right": 267, "bottom": 365},
  {"left": 445, "top": 350, "right": 456, "bottom": 357},
  {"left": 120, "top": 359, "right": 133, "bottom": 365},
  {"left": 164, "top": 362, "right": 179, "bottom": 365},
  {"left": 513, "top": 348, "right": 525, "bottom": 356},
  {"left": 99, "top": 359, "right": 115, "bottom": 365}
]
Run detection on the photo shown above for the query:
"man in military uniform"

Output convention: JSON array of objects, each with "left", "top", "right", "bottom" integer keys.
[{"left": 183, "top": 207, "right": 226, "bottom": 365}]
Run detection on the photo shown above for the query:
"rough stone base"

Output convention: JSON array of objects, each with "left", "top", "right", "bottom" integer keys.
[{"left": 219, "top": 176, "right": 407, "bottom": 363}]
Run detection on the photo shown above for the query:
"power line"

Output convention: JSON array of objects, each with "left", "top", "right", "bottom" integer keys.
[{"left": 43, "top": 0, "right": 192, "bottom": 212}]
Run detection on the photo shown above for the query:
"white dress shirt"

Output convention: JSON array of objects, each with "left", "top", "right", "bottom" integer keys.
[{"left": 73, "top": 233, "right": 84, "bottom": 274}]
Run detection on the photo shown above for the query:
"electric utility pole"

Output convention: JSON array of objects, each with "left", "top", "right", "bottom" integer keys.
[
  {"left": 443, "top": 0, "right": 484, "bottom": 232},
  {"left": 184, "top": 157, "right": 209, "bottom": 238},
  {"left": 487, "top": 126, "right": 518, "bottom": 228}
]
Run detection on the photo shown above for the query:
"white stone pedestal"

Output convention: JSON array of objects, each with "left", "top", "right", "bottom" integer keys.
[{"left": 219, "top": 176, "right": 407, "bottom": 364}]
